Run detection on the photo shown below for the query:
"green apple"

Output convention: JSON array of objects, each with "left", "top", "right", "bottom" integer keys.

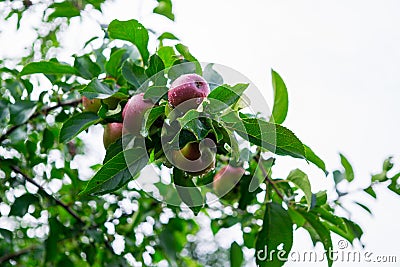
[
  {"left": 171, "top": 141, "right": 215, "bottom": 176},
  {"left": 82, "top": 96, "right": 101, "bottom": 113}
]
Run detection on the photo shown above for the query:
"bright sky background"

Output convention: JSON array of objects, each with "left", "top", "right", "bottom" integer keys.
[{"left": 1, "top": 0, "right": 399, "bottom": 266}]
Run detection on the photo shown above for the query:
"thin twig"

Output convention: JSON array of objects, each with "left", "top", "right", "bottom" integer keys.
[
  {"left": 0, "top": 246, "right": 38, "bottom": 264},
  {"left": 0, "top": 98, "right": 81, "bottom": 144},
  {"left": 10, "top": 165, "right": 117, "bottom": 254},
  {"left": 254, "top": 153, "right": 285, "bottom": 200},
  {"left": 10, "top": 165, "right": 85, "bottom": 224}
]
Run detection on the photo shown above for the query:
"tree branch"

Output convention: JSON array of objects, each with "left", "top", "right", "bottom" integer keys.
[
  {"left": 0, "top": 98, "right": 81, "bottom": 144},
  {"left": 10, "top": 165, "right": 85, "bottom": 225},
  {"left": 0, "top": 246, "right": 38, "bottom": 264},
  {"left": 10, "top": 166, "right": 117, "bottom": 254}
]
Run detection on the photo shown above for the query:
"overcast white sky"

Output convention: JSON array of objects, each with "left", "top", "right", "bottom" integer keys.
[{"left": 1, "top": 0, "right": 399, "bottom": 266}]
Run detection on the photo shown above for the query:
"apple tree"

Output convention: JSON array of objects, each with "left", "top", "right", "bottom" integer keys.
[{"left": 0, "top": 1, "right": 399, "bottom": 266}]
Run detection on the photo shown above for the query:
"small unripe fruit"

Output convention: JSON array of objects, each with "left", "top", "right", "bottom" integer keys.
[
  {"left": 103, "top": 123, "right": 123, "bottom": 149},
  {"left": 122, "top": 93, "right": 153, "bottom": 135},
  {"left": 82, "top": 96, "right": 101, "bottom": 113},
  {"left": 213, "top": 165, "right": 245, "bottom": 197},
  {"left": 168, "top": 74, "right": 210, "bottom": 108},
  {"left": 103, "top": 97, "right": 120, "bottom": 110},
  {"left": 179, "top": 142, "right": 201, "bottom": 160},
  {"left": 171, "top": 141, "right": 215, "bottom": 175},
  {"left": 83, "top": 96, "right": 120, "bottom": 113}
]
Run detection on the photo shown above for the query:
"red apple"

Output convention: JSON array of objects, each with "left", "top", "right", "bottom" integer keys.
[
  {"left": 213, "top": 165, "right": 245, "bottom": 197},
  {"left": 168, "top": 74, "right": 210, "bottom": 108},
  {"left": 103, "top": 123, "right": 123, "bottom": 149},
  {"left": 122, "top": 93, "right": 153, "bottom": 135}
]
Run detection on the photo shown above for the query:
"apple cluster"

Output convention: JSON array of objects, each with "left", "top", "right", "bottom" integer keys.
[{"left": 82, "top": 74, "right": 244, "bottom": 197}]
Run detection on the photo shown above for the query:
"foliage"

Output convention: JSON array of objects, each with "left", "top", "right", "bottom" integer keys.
[{"left": 1, "top": 1, "right": 399, "bottom": 267}]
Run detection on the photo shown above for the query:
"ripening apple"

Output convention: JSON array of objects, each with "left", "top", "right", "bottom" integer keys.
[
  {"left": 168, "top": 74, "right": 210, "bottom": 108},
  {"left": 171, "top": 140, "right": 216, "bottom": 175},
  {"left": 82, "top": 96, "right": 120, "bottom": 112},
  {"left": 213, "top": 165, "right": 245, "bottom": 197},
  {"left": 103, "top": 122, "right": 123, "bottom": 149},
  {"left": 82, "top": 96, "right": 101, "bottom": 113},
  {"left": 122, "top": 93, "right": 153, "bottom": 135}
]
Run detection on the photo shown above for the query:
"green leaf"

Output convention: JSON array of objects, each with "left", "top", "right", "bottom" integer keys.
[
  {"left": 333, "top": 171, "right": 346, "bottom": 188},
  {"left": 203, "top": 63, "right": 223, "bottom": 90},
  {"left": 222, "top": 113, "right": 305, "bottom": 158},
  {"left": 9, "top": 193, "right": 39, "bottom": 217},
  {"left": 153, "top": 0, "right": 175, "bottom": 21},
  {"left": 59, "top": 112, "right": 100, "bottom": 143},
  {"left": 79, "top": 147, "right": 148, "bottom": 196},
  {"left": 298, "top": 210, "right": 333, "bottom": 267},
  {"left": 388, "top": 172, "right": 400, "bottom": 195},
  {"left": 9, "top": 100, "right": 37, "bottom": 125},
  {"left": 145, "top": 54, "right": 165, "bottom": 77},
  {"left": 371, "top": 172, "right": 387, "bottom": 182},
  {"left": 311, "top": 190, "right": 328, "bottom": 208},
  {"left": 103, "top": 137, "right": 122, "bottom": 164},
  {"left": 383, "top": 157, "right": 394, "bottom": 171},
  {"left": 288, "top": 207, "right": 306, "bottom": 228},
  {"left": 287, "top": 169, "right": 312, "bottom": 209},
  {"left": 143, "top": 86, "right": 168, "bottom": 103},
  {"left": 74, "top": 55, "right": 101, "bottom": 80},
  {"left": 56, "top": 255, "right": 74, "bottom": 267},
  {"left": 354, "top": 201, "right": 372, "bottom": 215},
  {"left": 42, "top": 128, "right": 55, "bottom": 150},
  {"left": 144, "top": 105, "right": 165, "bottom": 134},
  {"left": 168, "top": 59, "right": 197, "bottom": 81},
  {"left": 21, "top": 79, "right": 33, "bottom": 94},
  {"left": 270, "top": 70, "right": 288, "bottom": 124},
  {"left": 206, "top": 84, "right": 249, "bottom": 113},
  {"left": 157, "top": 46, "right": 177, "bottom": 68},
  {"left": 304, "top": 145, "right": 328, "bottom": 175},
  {"left": 175, "top": 44, "right": 202, "bottom": 75},
  {"left": 97, "top": 100, "right": 123, "bottom": 122},
  {"left": 105, "top": 48, "right": 128, "bottom": 78},
  {"left": 342, "top": 218, "right": 363, "bottom": 240},
  {"left": 80, "top": 78, "right": 114, "bottom": 99},
  {"left": 310, "top": 207, "right": 357, "bottom": 243},
  {"left": 108, "top": 19, "right": 150, "bottom": 63},
  {"left": 20, "top": 61, "right": 77, "bottom": 76},
  {"left": 158, "top": 32, "right": 179, "bottom": 41},
  {"left": 86, "top": 0, "right": 105, "bottom": 10},
  {"left": 230, "top": 242, "right": 243, "bottom": 267},
  {"left": 176, "top": 110, "right": 212, "bottom": 141},
  {"left": 48, "top": 1, "right": 80, "bottom": 20},
  {"left": 238, "top": 174, "right": 263, "bottom": 210},
  {"left": 45, "top": 217, "right": 68, "bottom": 262},
  {"left": 339, "top": 153, "right": 354, "bottom": 182},
  {"left": 256, "top": 202, "right": 293, "bottom": 267},
  {"left": 0, "top": 228, "right": 12, "bottom": 242},
  {"left": 364, "top": 186, "right": 377, "bottom": 198},
  {"left": 371, "top": 157, "right": 394, "bottom": 182},
  {"left": 0, "top": 100, "right": 9, "bottom": 123},
  {"left": 172, "top": 168, "right": 203, "bottom": 215},
  {"left": 121, "top": 60, "right": 148, "bottom": 89}
]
